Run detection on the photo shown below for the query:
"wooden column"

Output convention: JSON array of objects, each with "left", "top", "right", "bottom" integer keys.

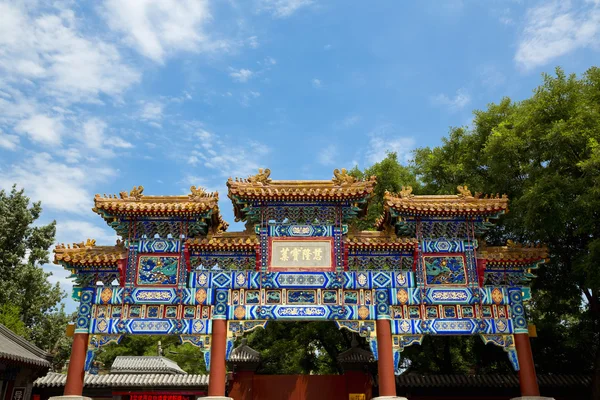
[
  {"left": 376, "top": 319, "right": 396, "bottom": 397},
  {"left": 64, "top": 333, "right": 89, "bottom": 396},
  {"left": 208, "top": 319, "right": 228, "bottom": 396},
  {"left": 515, "top": 333, "right": 540, "bottom": 396}
]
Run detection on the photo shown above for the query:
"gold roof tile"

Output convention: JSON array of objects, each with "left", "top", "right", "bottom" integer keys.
[
  {"left": 93, "top": 185, "right": 220, "bottom": 215},
  {"left": 54, "top": 239, "right": 126, "bottom": 266},
  {"left": 186, "top": 232, "right": 259, "bottom": 250},
  {"left": 382, "top": 186, "right": 509, "bottom": 216},
  {"left": 345, "top": 231, "right": 418, "bottom": 250},
  {"left": 478, "top": 242, "right": 548, "bottom": 263},
  {"left": 227, "top": 168, "right": 377, "bottom": 201}
]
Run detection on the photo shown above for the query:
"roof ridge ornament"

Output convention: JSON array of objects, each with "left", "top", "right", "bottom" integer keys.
[
  {"left": 189, "top": 186, "right": 218, "bottom": 201},
  {"left": 119, "top": 185, "right": 144, "bottom": 200},
  {"left": 398, "top": 186, "right": 413, "bottom": 198},
  {"left": 456, "top": 185, "right": 473, "bottom": 198},
  {"left": 332, "top": 168, "right": 356, "bottom": 185},
  {"left": 247, "top": 168, "right": 271, "bottom": 185}
]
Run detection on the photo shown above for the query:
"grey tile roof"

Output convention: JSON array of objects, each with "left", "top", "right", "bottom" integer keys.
[
  {"left": 337, "top": 338, "right": 375, "bottom": 364},
  {"left": 0, "top": 324, "right": 51, "bottom": 368},
  {"left": 228, "top": 340, "right": 260, "bottom": 363},
  {"left": 34, "top": 372, "right": 209, "bottom": 388},
  {"left": 110, "top": 356, "right": 187, "bottom": 374},
  {"left": 395, "top": 374, "right": 591, "bottom": 388}
]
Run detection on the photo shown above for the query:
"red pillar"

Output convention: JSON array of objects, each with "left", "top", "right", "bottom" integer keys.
[
  {"left": 208, "top": 319, "right": 228, "bottom": 396},
  {"left": 376, "top": 319, "right": 396, "bottom": 397},
  {"left": 515, "top": 333, "right": 540, "bottom": 396},
  {"left": 64, "top": 333, "right": 89, "bottom": 396}
]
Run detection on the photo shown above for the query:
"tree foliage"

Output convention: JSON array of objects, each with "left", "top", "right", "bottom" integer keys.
[
  {"left": 0, "top": 186, "right": 70, "bottom": 366},
  {"left": 413, "top": 67, "right": 600, "bottom": 394},
  {"left": 350, "top": 153, "right": 419, "bottom": 230}
]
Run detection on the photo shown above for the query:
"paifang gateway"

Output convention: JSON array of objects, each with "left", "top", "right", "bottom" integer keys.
[{"left": 54, "top": 168, "right": 548, "bottom": 399}]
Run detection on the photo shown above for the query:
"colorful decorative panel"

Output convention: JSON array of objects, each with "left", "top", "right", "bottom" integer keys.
[
  {"left": 424, "top": 255, "right": 466, "bottom": 285},
  {"left": 269, "top": 238, "right": 333, "bottom": 271},
  {"left": 287, "top": 290, "right": 316, "bottom": 304},
  {"left": 136, "top": 255, "right": 180, "bottom": 286}
]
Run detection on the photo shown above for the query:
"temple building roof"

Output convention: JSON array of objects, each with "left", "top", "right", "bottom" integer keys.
[
  {"left": 227, "top": 168, "right": 377, "bottom": 222},
  {"left": 228, "top": 339, "right": 261, "bottom": 363},
  {"left": 110, "top": 356, "right": 187, "bottom": 375},
  {"left": 0, "top": 324, "right": 52, "bottom": 369},
  {"left": 34, "top": 372, "right": 210, "bottom": 388},
  {"left": 337, "top": 337, "right": 376, "bottom": 368},
  {"left": 54, "top": 239, "right": 126, "bottom": 267},
  {"left": 93, "top": 186, "right": 228, "bottom": 237}
]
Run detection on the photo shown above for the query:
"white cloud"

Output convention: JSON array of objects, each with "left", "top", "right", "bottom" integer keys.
[
  {"left": 334, "top": 115, "right": 360, "bottom": 129},
  {"left": 15, "top": 114, "right": 63, "bottom": 145},
  {"left": 82, "top": 118, "right": 107, "bottom": 150},
  {"left": 515, "top": 1, "right": 600, "bottom": 71},
  {"left": 431, "top": 88, "right": 471, "bottom": 111},
  {"left": 186, "top": 128, "right": 270, "bottom": 178},
  {"left": 365, "top": 124, "right": 416, "bottom": 164},
  {"left": 318, "top": 144, "right": 337, "bottom": 166},
  {"left": 79, "top": 118, "right": 134, "bottom": 153},
  {"left": 111, "top": 137, "right": 134, "bottom": 149},
  {"left": 312, "top": 78, "right": 322, "bottom": 88},
  {"left": 139, "top": 101, "right": 164, "bottom": 127},
  {"left": 56, "top": 220, "right": 117, "bottom": 245},
  {"left": 0, "top": 130, "right": 20, "bottom": 150},
  {"left": 247, "top": 36, "right": 259, "bottom": 48},
  {"left": 0, "top": 152, "right": 115, "bottom": 214},
  {"left": 101, "top": 0, "right": 228, "bottom": 63},
  {"left": 479, "top": 65, "right": 507, "bottom": 89},
  {"left": 258, "top": 0, "right": 314, "bottom": 18},
  {"left": 229, "top": 68, "right": 254, "bottom": 82},
  {"left": 0, "top": 2, "right": 140, "bottom": 103}
]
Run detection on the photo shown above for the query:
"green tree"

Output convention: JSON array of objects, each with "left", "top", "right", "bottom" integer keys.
[
  {"left": 413, "top": 67, "right": 600, "bottom": 397},
  {"left": 350, "top": 152, "right": 419, "bottom": 230},
  {"left": 0, "top": 186, "right": 68, "bottom": 359}
]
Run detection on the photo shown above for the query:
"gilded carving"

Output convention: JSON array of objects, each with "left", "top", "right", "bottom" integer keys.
[
  {"left": 120, "top": 186, "right": 144, "bottom": 200},
  {"left": 332, "top": 168, "right": 356, "bottom": 185},
  {"left": 247, "top": 168, "right": 272, "bottom": 184}
]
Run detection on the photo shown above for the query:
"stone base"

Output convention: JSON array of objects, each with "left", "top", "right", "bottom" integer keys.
[
  {"left": 49, "top": 397, "right": 92, "bottom": 400},
  {"left": 197, "top": 397, "right": 233, "bottom": 400},
  {"left": 372, "top": 397, "right": 409, "bottom": 400},
  {"left": 511, "top": 397, "right": 555, "bottom": 400}
]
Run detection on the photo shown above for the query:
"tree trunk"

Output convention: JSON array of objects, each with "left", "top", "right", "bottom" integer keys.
[
  {"left": 593, "top": 341, "right": 600, "bottom": 400},
  {"left": 591, "top": 293, "right": 600, "bottom": 400}
]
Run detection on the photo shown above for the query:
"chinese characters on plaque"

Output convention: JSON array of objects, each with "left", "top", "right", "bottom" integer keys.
[{"left": 270, "top": 239, "right": 333, "bottom": 270}]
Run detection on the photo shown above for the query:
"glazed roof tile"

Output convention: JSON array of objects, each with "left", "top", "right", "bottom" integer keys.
[
  {"left": 110, "top": 356, "right": 186, "bottom": 374},
  {"left": 380, "top": 186, "right": 508, "bottom": 221},
  {"left": 0, "top": 324, "right": 52, "bottom": 368},
  {"left": 227, "top": 168, "right": 377, "bottom": 202},
  {"left": 93, "top": 186, "right": 228, "bottom": 232},
  {"left": 54, "top": 240, "right": 126, "bottom": 266},
  {"left": 395, "top": 374, "right": 590, "bottom": 388},
  {"left": 228, "top": 340, "right": 261, "bottom": 363},
  {"left": 345, "top": 231, "right": 418, "bottom": 250},
  {"left": 337, "top": 338, "right": 375, "bottom": 364},
  {"left": 478, "top": 242, "right": 548, "bottom": 263},
  {"left": 34, "top": 372, "right": 209, "bottom": 388},
  {"left": 186, "top": 232, "right": 259, "bottom": 250}
]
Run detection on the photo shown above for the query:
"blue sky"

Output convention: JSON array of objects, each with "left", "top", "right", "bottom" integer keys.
[{"left": 0, "top": 0, "right": 599, "bottom": 312}]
